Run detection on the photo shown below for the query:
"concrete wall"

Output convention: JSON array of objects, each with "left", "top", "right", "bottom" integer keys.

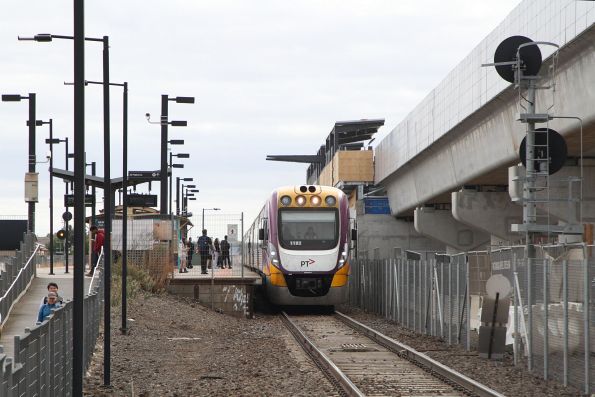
[
  {"left": 356, "top": 214, "right": 444, "bottom": 260},
  {"left": 167, "top": 283, "right": 254, "bottom": 318}
]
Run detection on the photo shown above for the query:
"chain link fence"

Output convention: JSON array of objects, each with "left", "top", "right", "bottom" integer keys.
[
  {"left": 111, "top": 214, "right": 178, "bottom": 287},
  {"left": 348, "top": 244, "right": 595, "bottom": 393},
  {"left": 181, "top": 212, "right": 244, "bottom": 279}
]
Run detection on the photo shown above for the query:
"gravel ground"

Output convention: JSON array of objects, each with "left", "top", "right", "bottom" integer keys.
[
  {"left": 337, "top": 305, "right": 582, "bottom": 397},
  {"left": 83, "top": 291, "right": 582, "bottom": 396},
  {"left": 83, "top": 293, "right": 335, "bottom": 397}
]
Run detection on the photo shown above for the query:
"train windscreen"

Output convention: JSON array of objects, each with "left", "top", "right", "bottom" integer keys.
[{"left": 279, "top": 209, "right": 338, "bottom": 250}]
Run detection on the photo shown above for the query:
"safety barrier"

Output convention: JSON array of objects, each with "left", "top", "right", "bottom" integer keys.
[
  {"left": 0, "top": 249, "right": 104, "bottom": 396},
  {"left": 349, "top": 256, "right": 471, "bottom": 350},
  {"left": 0, "top": 233, "right": 39, "bottom": 326},
  {"left": 348, "top": 243, "right": 595, "bottom": 394}
]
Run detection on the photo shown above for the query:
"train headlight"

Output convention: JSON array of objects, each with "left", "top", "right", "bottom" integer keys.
[
  {"left": 269, "top": 243, "right": 280, "bottom": 267},
  {"left": 338, "top": 243, "right": 349, "bottom": 268},
  {"left": 296, "top": 195, "right": 306, "bottom": 206},
  {"left": 280, "top": 195, "right": 292, "bottom": 206},
  {"left": 310, "top": 195, "right": 321, "bottom": 206},
  {"left": 325, "top": 196, "right": 336, "bottom": 206}
]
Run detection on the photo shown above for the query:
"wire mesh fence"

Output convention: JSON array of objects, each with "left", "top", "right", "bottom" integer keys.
[
  {"left": 348, "top": 244, "right": 595, "bottom": 393},
  {"left": 111, "top": 214, "right": 177, "bottom": 288},
  {"left": 180, "top": 212, "right": 245, "bottom": 279}
]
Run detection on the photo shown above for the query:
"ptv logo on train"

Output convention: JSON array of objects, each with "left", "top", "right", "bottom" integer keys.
[{"left": 300, "top": 259, "right": 316, "bottom": 267}]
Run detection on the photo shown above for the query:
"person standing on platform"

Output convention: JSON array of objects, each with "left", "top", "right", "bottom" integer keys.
[
  {"left": 187, "top": 237, "right": 194, "bottom": 269},
  {"left": 37, "top": 291, "right": 61, "bottom": 324},
  {"left": 197, "top": 229, "right": 213, "bottom": 275},
  {"left": 220, "top": 235, "right": 231, "bottom": 269},
  {"left": 213, "top": 238, "right": 221, "bottom": 268},
  {"left": 179, "top": 237, "right": 188, "bottom": 273},
  {"left": 88, "top": 225, "right": 104, "bottom": 276}
]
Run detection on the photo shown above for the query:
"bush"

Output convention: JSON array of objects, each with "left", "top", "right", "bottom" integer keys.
[{"left": 111, "top": 256, "right": 164, "bottom": 308}]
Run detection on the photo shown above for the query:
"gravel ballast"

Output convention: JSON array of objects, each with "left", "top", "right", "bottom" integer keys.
[
  {"left": 337, "top": 305, "right": 582, "bottom": 397},
  {"left": 84, "top": 293, "right": 335, "bottom": 397},
  {"left": 84, "top": 292, "right": 582, "bottom": 396}
]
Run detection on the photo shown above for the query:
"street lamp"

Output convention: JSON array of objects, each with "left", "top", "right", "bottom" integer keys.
[
  {"left": 202, "top": 208, "right": 221, "bottom": 230},
  {"left": 2, "top": 93, "right": 37, "bottom": 233},
  {"left": 19, "top": 31, "right": 112, "bottom": 389},
  {"left": 181, "top": 184, "right": 196, "bottom": 215},
  {"left": 176, "top": 177, "right": 193, "bottom": 215},
  {"left": 41, "top": 119, "right": 57, "bottom": 275},
  {"left": 169, "top": 152, "right": 190, "bottom": 214},
  {"left": 146, "top": 95, "right": 194, "bottom": 214}
]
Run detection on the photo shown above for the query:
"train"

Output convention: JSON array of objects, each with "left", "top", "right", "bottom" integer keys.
[{"left": 243, "top": 185, "right": 354, "bottom": 306}]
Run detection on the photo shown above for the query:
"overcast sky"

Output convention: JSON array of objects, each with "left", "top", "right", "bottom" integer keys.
[{"left": 1, "top": 0, "right": 521, "bottom": 236}]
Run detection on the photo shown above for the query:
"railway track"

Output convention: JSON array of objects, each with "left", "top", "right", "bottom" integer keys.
[{"left": 281, "top": 310, "right": 505, "bottom": 397}]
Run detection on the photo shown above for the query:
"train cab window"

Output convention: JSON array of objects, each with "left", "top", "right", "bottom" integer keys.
[{"left": 279, "top": 209, "right": 338, "bottom": 250}]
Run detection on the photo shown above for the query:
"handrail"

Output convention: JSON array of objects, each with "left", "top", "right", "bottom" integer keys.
[
  {"left": 88, "top": 247, "right": 104, "bottom": 295},
  {"left": 0, "top": 243, "right": 41, "bottom": 302}
]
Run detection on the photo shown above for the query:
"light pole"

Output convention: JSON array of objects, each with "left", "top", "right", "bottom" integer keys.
[
  {"left": 181, "top": 184, "right": 196, "bottom": 215},
  {"left": 78, "top": 79, "right": 129, "bottom": 335},
  {"left": 43, "top": 120, "right": 58, "bottom": 275},
  {"left": 202, "top": 208, "right": 221, "bottom": 231},
  {"left": 186, "top": 189, "right": 199, "bottom": 214},
  {"left": 1, "top": 93, "right": 37, "bottom": 233},
  {"left": 150, "top": 95, "right": 194, "bottom": 214},
  {"left": 19, "top": 30, "right": 110, "bottom": 390},
  {"left": 176, "top": 177, "right": 193, "bottom": 215},
  {"left": 169, "top": 152, "right": 189, "bottom": 214}
]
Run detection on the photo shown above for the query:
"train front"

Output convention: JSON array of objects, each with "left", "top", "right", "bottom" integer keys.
[{"left": 265, "top": 185, "right": 351, "bottom": 306}]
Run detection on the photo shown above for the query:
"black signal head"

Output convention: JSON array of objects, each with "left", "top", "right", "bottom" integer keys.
[
  {"left": 494, "top": 36, "right": 542, "bottom": 83},
  {"left": 519, "top": 128, "right": 567, "bottom": 175}
]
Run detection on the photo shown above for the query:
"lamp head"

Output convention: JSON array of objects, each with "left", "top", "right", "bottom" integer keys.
[
  {"left": 2, "top": 94, "right": 22, "bottom": 102},
  {"left": 34, "top": 34, "right": 53, "bottom": 42},
  {"left": 174, "top": 96, "right": 195, "bottom": 104},
  {"left": 170, "top": 120, "right": 187, "bottom": 127}
]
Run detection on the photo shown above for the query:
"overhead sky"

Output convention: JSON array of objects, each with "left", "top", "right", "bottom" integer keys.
[{"left": 1, "top": 0, "right": 521, "bottom": 236}]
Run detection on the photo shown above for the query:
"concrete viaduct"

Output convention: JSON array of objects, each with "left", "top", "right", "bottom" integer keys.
[{"left": 374, "top": 0, "right": 595, "bottom": 254}]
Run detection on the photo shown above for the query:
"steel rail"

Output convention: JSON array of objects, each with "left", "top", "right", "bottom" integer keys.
[
  {"left": 280, "top": 311, "right": 364, "bottom": 397},
  {"left": 335, "top": 311, "right": 505, "bottom": 397}
]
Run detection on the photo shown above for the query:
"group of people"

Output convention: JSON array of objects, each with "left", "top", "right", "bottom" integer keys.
[
  {"left": 36, "top": 282, "right": 64, "bottom": 324},
  {"left": 179, "top": 229, "right": 232, "bottom": 274}
]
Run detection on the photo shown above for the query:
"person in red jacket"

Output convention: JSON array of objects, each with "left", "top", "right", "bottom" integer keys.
[{"left": 89, "top": 225, "right": 104, "bottom": 276}]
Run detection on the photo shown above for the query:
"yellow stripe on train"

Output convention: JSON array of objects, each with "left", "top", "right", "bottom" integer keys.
[{"left": 331, "top": 263, "right": 350, "bottom": 287}]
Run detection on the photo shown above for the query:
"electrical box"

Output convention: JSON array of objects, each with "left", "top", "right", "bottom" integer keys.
[{"left": 24, "top": 172, "right": 39, "bottom": 203}]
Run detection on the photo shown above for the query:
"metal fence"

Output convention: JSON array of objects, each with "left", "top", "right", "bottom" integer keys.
[
  {"left": 349, "top": 256, "right": 471, "bottom": 349},
  {"left": 348, "top": 243, "right": 595, "bottom": 394},
  {"left": 0, "top": 233, "right": 39, "bottom": 325},
  {"left": 111, "top": 214, "right": 178, "bottom": 285},
  {"left": 181, "top": 212, "right": 245, "bottom": 279},
  {"left": 0, "top": 250, "right": 104, "bottom": 396}
]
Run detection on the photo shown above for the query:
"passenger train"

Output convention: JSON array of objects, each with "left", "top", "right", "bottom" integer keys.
[{"left": 243, "top": 185, "right": 354, "bottom": 306}]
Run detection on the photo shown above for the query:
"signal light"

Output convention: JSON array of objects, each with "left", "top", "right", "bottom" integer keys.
[
  {"left": 296, "top": 195, "right": 306, "bottom": 206},
  {"left": 310, "top": 195, "right": 321, "bottom": 206},
  {"left": 325, "top": 196, "right": 336, "bottom": 206},
  {"left": 56, "top": 229, "right": 66, "bottom": 240}
]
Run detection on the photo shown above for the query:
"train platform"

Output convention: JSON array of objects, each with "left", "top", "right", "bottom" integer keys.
[
  {"left": 168, "top": 264, "right": 261, "bottom": 318},
  {"left": 0, "top": 264, "right": 90, "bottom": 359}
]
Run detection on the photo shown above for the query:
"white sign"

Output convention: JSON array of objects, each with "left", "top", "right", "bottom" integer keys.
[{"left": 227, "top": 224, "right": 238, "bottom": 241}]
